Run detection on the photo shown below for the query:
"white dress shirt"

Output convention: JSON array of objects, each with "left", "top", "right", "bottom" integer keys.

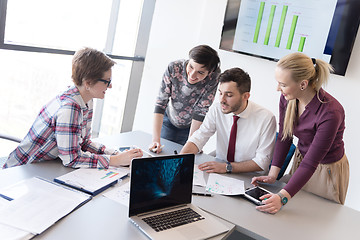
[{"left": 188, "top": 101, "right": 276, "bottom": 171}]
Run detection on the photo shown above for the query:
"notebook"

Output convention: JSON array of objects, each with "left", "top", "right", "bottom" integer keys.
[{"left": 129, "top": 154, "right": 230, "bottom": 240}]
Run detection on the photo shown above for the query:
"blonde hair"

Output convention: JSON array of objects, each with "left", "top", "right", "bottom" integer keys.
[{"left": 277, "top": 52, "right": 334, "bottom": 140}]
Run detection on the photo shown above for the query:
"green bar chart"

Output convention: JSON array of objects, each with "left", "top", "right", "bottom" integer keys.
[
  {"left": 298, "top": 36, "right": 306, "bottom": 52},
  {"left": 264, "top": 5, "right": 276, "bottom": 45},
  {"left": 286, "top": 15, "right": 298, "bottom": 49},
  {"left": 275, "top": 5, "right": 288, "bottom": 47},
  {"left": 251, "top": 2, "right": 304, "bottom": 51},
  {"left": 232, "top": 0, "right": 338, "bottom": 61},
  {"left": 253, "top": 1, "right": 265, "bottom": 43}
]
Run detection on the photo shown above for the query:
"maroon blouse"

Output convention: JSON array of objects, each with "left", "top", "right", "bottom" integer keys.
[{"left": 272, "top": 88, "right": 345, "bottom": 197}]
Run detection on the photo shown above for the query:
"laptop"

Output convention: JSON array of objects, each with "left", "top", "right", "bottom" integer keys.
[{"left": 129, "top": 154, "right": 230, "bottom": 240}]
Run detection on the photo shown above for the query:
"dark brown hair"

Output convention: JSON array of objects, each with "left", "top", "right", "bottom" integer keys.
[
  {"left": 189, "top": 45, "right": 220, "bottom": 72},
  {"left": 218, "top": 67, "right": 251, "bottom": 94}
]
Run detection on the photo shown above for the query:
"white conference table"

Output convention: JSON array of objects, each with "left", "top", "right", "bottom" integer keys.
[
  {"left": 0, "top": 131, "right": 234, "bottom": 240},
  {"left": 95, "top": 131, "right": 360, "bottom": 240},
  {"left": 1, "top": 130, "right": 359, "bottom": 240}
]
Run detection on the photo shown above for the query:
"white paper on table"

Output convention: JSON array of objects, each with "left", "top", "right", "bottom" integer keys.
[
  {"left": 0, "top": 177, "right": 90, "bottom": 234},
  {"left": 0, "top": 196, "right": 10, "bottom": 210},
  {"left": 193, "top": 164, "right": 206, "bottom": 187},
  {"left": 206, "top": 173, "right": 245, "bottom": 195},
  {"left": 103, "top": 181, "right": 130, "bottom": 207},
  {"left": 0, "top": 198, "right": 34, "bottom": 240},
  {"left": 0, "top": 223, "right": 34, "bottom": 240}
]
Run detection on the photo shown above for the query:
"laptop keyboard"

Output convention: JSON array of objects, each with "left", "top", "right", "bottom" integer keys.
[{"left": 142, "top": 207, "right": 205, "bottom": 232}]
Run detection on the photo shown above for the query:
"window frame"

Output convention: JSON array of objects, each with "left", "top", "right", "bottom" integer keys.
[{"left": 0, "top": 0, "right": 155, "bottom": 136}]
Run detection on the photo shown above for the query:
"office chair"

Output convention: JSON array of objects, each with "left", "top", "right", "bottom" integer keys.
[
  {"left": 270, "top": 132, "right": 296, "bottom": 180},
  {"left": 0, "top": 133, "right": 21, "bottom": 168}
]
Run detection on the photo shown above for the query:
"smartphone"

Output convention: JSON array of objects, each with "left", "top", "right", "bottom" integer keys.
[
  {"left": 244, "top": 186, "right": 272, "bottom": 206},
  {"left": 119, "top": 146, "right": 132, "bottom": 152},
  {"left": 119, "top": 146, "right": 154, "bottom": 158}
]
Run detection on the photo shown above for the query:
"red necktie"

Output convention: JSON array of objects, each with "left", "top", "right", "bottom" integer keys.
[{"left": 227, "top": 115, "right": 240, "bottom": 162}]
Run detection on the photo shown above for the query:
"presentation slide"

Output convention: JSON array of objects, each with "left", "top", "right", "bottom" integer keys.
[{"left": 232, "top": 0, "right": 337, "bottom": 62}]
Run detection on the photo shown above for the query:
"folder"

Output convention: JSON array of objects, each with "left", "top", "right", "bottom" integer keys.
[
  {"left": 0, "top": 177, "right": 91, "bottom": 235},
  {"left": 54, "top": 167, "right": 129, "bottom": 196}
]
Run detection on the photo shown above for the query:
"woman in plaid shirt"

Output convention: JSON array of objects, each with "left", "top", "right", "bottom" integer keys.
[
  {"left": 150, "top": 45, "right": 221, "bottom": 152},
  {"left": 4, "top": 48, "right": 143, "bottom": 169}
]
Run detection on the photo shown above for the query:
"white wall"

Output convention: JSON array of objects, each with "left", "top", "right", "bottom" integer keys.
[{"left": 133, "top": 0, "right": 360, "bottom": 211}]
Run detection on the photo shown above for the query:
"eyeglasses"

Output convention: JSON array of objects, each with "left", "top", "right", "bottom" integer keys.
[{"left": 97, "top": 78, "right": 112, "bottom": 87}]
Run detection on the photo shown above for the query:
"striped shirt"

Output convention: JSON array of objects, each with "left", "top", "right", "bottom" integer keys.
[{"left": 4, "top": 86, "right": 115, "bottom": 169}]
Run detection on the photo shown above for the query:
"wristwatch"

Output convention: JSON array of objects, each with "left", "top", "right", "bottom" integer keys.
[
  {"left": 226, "top": 162, "right": 232, "bottom": 173},
  {"left": 277, "top": 192, "right": 288, "bottom": 206}
]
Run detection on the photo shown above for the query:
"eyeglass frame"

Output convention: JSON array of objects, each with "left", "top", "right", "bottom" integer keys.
[{"left": 97, "top": 78, "right": 112, "bottom": 87}]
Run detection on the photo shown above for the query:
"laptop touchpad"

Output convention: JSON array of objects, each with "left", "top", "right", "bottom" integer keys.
[{"left": 178, "top": 226, "right": 206, "bottom": 239}]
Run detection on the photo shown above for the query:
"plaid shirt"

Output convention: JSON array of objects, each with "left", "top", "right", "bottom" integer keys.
[{"left": 4, "top": 86, "right": 115, "bottom": 169}]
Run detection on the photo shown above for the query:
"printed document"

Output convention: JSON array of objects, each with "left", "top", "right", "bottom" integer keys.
[
  {"left": 103, "top": 181, "right": 130, "bottom": 207},
  {"left": 206, "top": 173, "right": 245, "bottom": 195}
]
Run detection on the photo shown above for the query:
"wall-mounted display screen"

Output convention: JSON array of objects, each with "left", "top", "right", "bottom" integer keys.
[{"left": 220, "top": 0, "right": 360, "bottom": 76}]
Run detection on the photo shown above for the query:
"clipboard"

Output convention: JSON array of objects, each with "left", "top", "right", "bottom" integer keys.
[{"left": 54, "top": 168, "right": 129, "bottom": 196}]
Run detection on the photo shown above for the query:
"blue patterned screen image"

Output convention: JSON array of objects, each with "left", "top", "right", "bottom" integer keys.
[{"left": 129, "top": 154, "right": 194, "bottom": 216}]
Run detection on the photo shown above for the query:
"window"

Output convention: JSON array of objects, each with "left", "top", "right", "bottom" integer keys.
[
  {"left": 0, "top": 0, "right": 154, "bottom": 156},
  {"left": 5, "top": 0, "right": 113, "bottom": 51},
  {"left": 4, "top": 0, "right": 144, "bottom": 56}
]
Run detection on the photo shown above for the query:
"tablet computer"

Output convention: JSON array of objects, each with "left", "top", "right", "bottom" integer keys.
[{"left": 244, "top": 186, "right": 272, "bottom": 206}]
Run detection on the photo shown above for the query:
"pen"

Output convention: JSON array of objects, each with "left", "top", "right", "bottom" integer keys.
[{"left": 192, "top": 192, "right": 212, "bottom": 197}]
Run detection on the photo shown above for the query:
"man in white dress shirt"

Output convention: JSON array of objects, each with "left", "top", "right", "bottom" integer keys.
[{"left": 180, "top": 68, "right": 276, "bottom": 174}]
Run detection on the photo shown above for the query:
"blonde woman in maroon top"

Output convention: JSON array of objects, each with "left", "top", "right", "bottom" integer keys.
[{"left": 252, "top": 52, "right": 349, "bottom": 214}]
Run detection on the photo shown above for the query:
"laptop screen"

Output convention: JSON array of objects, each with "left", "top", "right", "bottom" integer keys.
[{"left": 129, "top": 154, "right": 194, "bottom": 216}]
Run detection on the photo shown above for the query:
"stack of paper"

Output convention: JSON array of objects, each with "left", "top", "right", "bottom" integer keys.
[{"left": 0, "top": 177, "right": 91, "bottom": 237}]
